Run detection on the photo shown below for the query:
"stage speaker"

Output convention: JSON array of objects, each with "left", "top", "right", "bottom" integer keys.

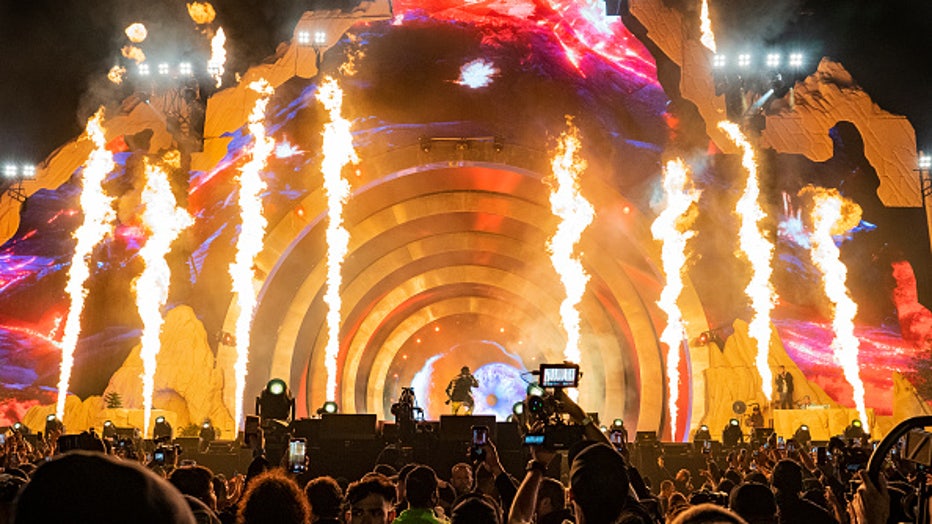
[
  {"left": 495, "top": 421, "right": 522, "bottom": 450},
  {"left": 635, "top": 431, "right": 659, "bottom": 445},
  {"left": 174, "top": 437, "right": 200, "bottom": 457},
  {"left": 321, "top": 414, "right": 377, "bottom": 440},
  {"left": 439, "top": 415, "right": 496, "bottom": 442},
  {"left": 290, "top": 418, "right": 322, "bottom": 441}
]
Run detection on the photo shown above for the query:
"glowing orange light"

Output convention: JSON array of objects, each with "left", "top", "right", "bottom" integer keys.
[
  {"left": 125, "top": 23, "right": 148, "bottom": 43},
  {"left": 186, "top": 2, "right": 217, "bottom": 25}
]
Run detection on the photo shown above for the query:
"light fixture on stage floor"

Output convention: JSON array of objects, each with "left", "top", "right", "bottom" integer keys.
[
  {"left": 694, "top": 424, "right": 712, "bottom": 442},
  {"left": 793, "top": 424, "right": 812, "bottom": 446},
  {"left": 45, "top": 414, "right": 64, "bottom": 436},
  {"left": 844, "top": 419, "right": 867, "bottom": 441},
  {"left": 317, "top": 401, "right": 338, "bottom": 415},
  {"left": 103, "top": 420, "right": 117, "bottom": 439},
  {"left": 256, "top": 378, "right": 295, "bottom": 422},
  {"left": 722, "top": 418, "right": 743, "bottom": 447},
  {"left": 153, "top": 416, "right": 173, "bottom": 441}
]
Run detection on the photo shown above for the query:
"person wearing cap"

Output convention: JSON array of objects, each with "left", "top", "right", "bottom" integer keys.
[{"left": 444, "top": 367, "right": 478, "bottom": 415}]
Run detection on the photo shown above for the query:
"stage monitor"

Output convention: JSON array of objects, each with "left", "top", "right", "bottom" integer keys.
[
  {"left": 439, "top": 415, "right": 496, "bottom": 442},
  {"left": 321, "top": 414, "right": 377, "bottom": 440}
]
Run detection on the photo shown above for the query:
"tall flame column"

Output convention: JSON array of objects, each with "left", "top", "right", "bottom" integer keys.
[
  {"left": 230, "top": 80, "right": 276, "bottom": 429},
  {"left": 317, "top": 76, "right": 359, "bottom": 402},
  {"left": 719, "top": 121, "right": 777, "bottom": 401},
  {"left": 135, "top": 155, "right": 193, "bottom": 437},
  {"left": 546, "top": 118, "right": 595, "bottom": 379},
  {"left": 650, "top": 159, "right": 701, "bottom": 440},
  {"left": 56, "top": 109, "right": 118, "bottom": 419}
]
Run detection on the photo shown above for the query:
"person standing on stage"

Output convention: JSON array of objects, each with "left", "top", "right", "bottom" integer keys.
[
  {"left": 445, "top": 366, "right": 479, "bottom": 415},
  {"left": 774, "top": 365, "right": 795, "bottom": 409}
]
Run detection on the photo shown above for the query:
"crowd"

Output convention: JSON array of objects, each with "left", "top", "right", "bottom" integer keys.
[{"left": 0, "top": 392, "right": 918, "bottom": 524}]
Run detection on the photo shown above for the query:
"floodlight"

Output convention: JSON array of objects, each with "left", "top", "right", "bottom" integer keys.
[
  {"left": 788, "top": 53, "right": 803, "bottom": 68},
  {"left": 153, "top": 416, "right": 173, "bottom": 441},
  {"left": 4, "top": 164, "right": 17, "bottom": 179},
  {"left": 694, "top": 424, "right": 712, "bottom": 442},
  {"left": 737, "top": 54, "right": 751, "bottom": 68},
  {"left": 179, "top": 62, "right": 193, "bottom": 76},
  {"left": 103, "top": 420, "right": 117, "bottom": 439},
  {"left": 45, "top": 414, "right": 64, "bottom": 436},
  {"left": 919, "top": 152, "right": 931, "bottom": 170},
  {"left": 612, "top": 418, "right": 625, "bottom": 429},
  {"left": 257, "top": 378, "right": 294, "bottom": 421},
  {"left": 712, "top": 54, "right": 726, "bottom": 69},
  {"left": 793, "top": 424, "right": 812, "bottom": 444},
  {"left": 317, "top": 401, "right": 338, "bottom": 415},
  {"left": 297, "top": 31, "right": 311, "bottom": 45},
  {"left": 199, "top": 419, "right": 216, "bottom": 444},
  {"left": 21, "top": 165, "right": 35, "bottom": 179},
  {"left": 138, "top": 64, "right": 150, "bottom": 76},
  {"left": 766, "top": 53, "right": 781, "bottom": 68},
  {"left": 722, "top": 419, "right": 743, "bottom": 447},
  {"left": 158, "top": 63, "right": 170, "bottom": 75},
  {"left": 314, "top": 31, "right": 327, "bottom": 45}
]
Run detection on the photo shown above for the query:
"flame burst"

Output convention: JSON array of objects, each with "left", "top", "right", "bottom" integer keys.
[
  {"left": 186, "top": 2, "right": 217, "bottom": 25},
  {"left": 719, "top": 121, "right": 777, "bottom": 400},
  {"left": 108, "top": 66, "right": 127, "bottom": 85},
  {"left": 546, "top": 118, "right": 595, "bottom": 371},
  {"left": 208, "top": 28, "right": 227, "bottom": 88},
  {"left": 650, "top": 159, "right": 701, "bottom": 440},
  {"left": 135, "top": 155, "right": 193, "bottom": 437},
  {"left": 125, "top": 22, "right": 148, "bottom": 43},
  {"left": 229, "top": 80, "right": 276, "bottom": 428},
  {"left": 56, "top": 109, "right": 118, "bottom": 419},
  {"left": 699, "top": 0, "right": 717, "bottom": 53},
  {"left": 121, "top": 45, "right": 146, "bottom": 65},
  {"left": 808, "top": 189, "right": 869, "bottom": 431},
  {"left": 317, "top": 77, "right": 359, "bottom": 402}
]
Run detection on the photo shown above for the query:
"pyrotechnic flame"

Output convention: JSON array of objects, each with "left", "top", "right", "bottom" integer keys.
[
  {"left": 108, "top": 66, "right": 127, "bottom": 85},
  {"left": 186, "top": 2, "right": 216, "bottom": 25},
  {"left": 208, "top": 28, "right": 227, "bottom": 88},
  {"left": 229, "top": 80, "right": 276, "bottom": 429},
  {"left": 807, "top": 189, "right": 869, "bottom": 432},
  {"left": 125, "top": 22, "right": 148, "bottom": 43},
  {"left": 546, "top": 117, "right": 594, "bottom": 376},
  {"left": 121, "top": 45, "right": 147, "bottom": 65},
  {"left": 718, "top": 121, "right": 777, "bottom": 400},
  {"left": 135, "top": 156, "right": 193, "bottom": 437},
  {"left": 56, "top": 108, "right": 118, "bottom": 419},
  {"left": 650, "top": 159, "right": 701, "bottom": 440},
  {"left": 317, "top": 77, "right": 359, "bottom": 402},
  {"left": 699, "top": 0, "right": 717, "bottom": 53}
]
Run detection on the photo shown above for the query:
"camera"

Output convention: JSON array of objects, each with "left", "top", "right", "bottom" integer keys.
[
  {"left": 539, "top": 363, "right": 580, "bottom": 388},
  {"left": 153, "top": 443, "right": 181, "bottom": 466},
  {"left": 518, "top": 364, "right": 587, "bottom": 450}
]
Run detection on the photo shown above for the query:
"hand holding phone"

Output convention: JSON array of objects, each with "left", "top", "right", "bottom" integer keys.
[
  {"left": 471, "top": 426, "right": 488, "bottom": 461},
  {"left": 288, "top": 438, "right": 307, "bottom": 474}
]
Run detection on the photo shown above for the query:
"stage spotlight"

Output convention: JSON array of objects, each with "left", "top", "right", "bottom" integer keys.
[
  {"left": 612, "top": 418, "right": 625, "bottom": 429},
  {"left": 297, "top": 30, "right": 311, "bottom": 45},
  {"left": 138, "top": 64, "right": 150, "bottom": 76},
  {"left": 844, "top": 419, "right": 867, "bottom": 441},
  {"left": 45, "top": 414, "right": 64, "bottom": 436},
  {"left": 512, "top": 401, "right": 525, "bottom": 416},
  {"left": 102, "top": 420, "right": 117, "bottom": 439},
  {"left": 317, "top": 401, "right": 338, "bottom": 415},
  {"left": 526, "top": 382, "right": 545, "bottom": 397},
  {"left": 158, "top": 63, "right": 170, "bottom": 76},
  {"left": 4, "top": 164, "right": 17, "bottom": 179},
  {"left": 722, "top": 418, "right": 743, "bottom": 447},
  {"left": 11, "top": 422, "right": 28, "bottom": 434},
  {"left": 257, "top": 378, "right": 295, "bottom": 421},
  {"left": 153, "top": 416, "right": 173, "bottom": 441},
  {"left": 737, "top": 53, "right": 751, "bottom": 68},
  {"left": 314, "top": 31, "right": 327, "bottom": 46},
  {"left": 765, "top": 53, "right": 781, "bottom": 68},
  {"left": 793, "top": 424, "right": 811, "bottom": 445},
  {"left": 21, "top": 165, "right": 35, "bottom": 179},
  {"left": 179, "top": 62, "right": 193, "bottom": 76},
  {"left": 788, "top": 53, "right": 804, "bottom": 68},
  {"left": 694, "top": 424, "right": 712, "bottom": 442},
  {"left": 712, "top": 54, "right": 727, "bottom": 69},
  {"left": 919, "top": 152, "right": 931, "bottom": 170}
]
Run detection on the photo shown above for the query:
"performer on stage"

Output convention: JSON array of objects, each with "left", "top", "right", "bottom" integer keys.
[
  {"left": 774, "top": 365, "right": 795, "bottom": 409},
  {"left": 445, "top": 366, "right": 479, "bottom": 415}
]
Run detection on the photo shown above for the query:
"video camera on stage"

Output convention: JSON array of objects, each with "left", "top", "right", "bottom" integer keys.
[{"left": 520, "top": 363, "right": 585, "bottom": 450}]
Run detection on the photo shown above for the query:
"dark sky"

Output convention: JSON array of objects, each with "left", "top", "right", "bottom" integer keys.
[{"left": 0, "top": 0, "right": 929, "bottom": 163}]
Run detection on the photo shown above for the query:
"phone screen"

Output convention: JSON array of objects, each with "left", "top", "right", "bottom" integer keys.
[
  {"left": 472, "top": 426, "right": 489, "bottom": 446},
  {"left": 153, "top": 451, "right": 165, "bottom": 464},
  {"left": 702, "top": 440, "right": 711, "bottom": 453},
  {"left": 288, "top": 439, "right": 307, "bottom": 473},
  {"left": 777, "top": 436, "right": 785, "bottom": 449}
]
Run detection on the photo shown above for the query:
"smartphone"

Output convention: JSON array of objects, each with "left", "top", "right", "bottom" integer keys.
[
  {"left": 816, "top": 446, "right": 827, "bottom": 466},
  {"left": 472, "top": 425, "right": 489, "bottom": 447},
  {"left": 777, "top": 436, "right": 785, "bottom": 449},
  {"left": 523, "top": 434, "right": 545, "bottom": 446},
  {"left": 702, "top": 440, "right": 711, "bottom": 454},
  {"left": 611, "top": 430, "right": 626, "bottom": 446},
  {"left": 153, "top": 450, "right": 166, "bottom": 464},
  {"left": 0, "top": 434, "right": 5, "bottom": 445},
  {"left": 288, "top": 438, "right": 307, "bottom": 474},
  {"left": 787, "top": 441, "right": 796, "bottom": 453}
]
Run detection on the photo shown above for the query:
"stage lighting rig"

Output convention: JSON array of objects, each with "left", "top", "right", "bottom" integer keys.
[
  {"left": 153, "top": 416, "right": 173, "bottom": 442},
  {"left": 317, "top": 401, "right": 338, "bottom": 415},
  {"left": 2, "top": 162, "right": 36, "bottom": 203},
  {"left": 844, "top": 419, "right": 868, "bottom": 442},
  {"left": 102, "top": 420, "right": 117, "bottom": 440},
  {"left": 45, "top": 414, "right": 64, "bottom": 436},
  {"left": 694, "top": 424, "right": 712, "bottom": 442},
  {"left": 711, "top": 48, "right": 809, "bottom": 121},
  {"left": 256, "top": 378, "right": 295, "bottom": 422},
  {"left": 793, "top": 424, "right": 812, "bottom": 446},
  {"left": 722, "top": 418, "right": 743, "bottom": 447}
]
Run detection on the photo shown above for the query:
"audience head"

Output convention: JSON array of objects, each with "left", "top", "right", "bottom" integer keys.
[
  {"left": 669, "top": 503, "right": 748, "bottom": 524},
  {"left": 770, "top": 459, "right": 803, "bottom": 495},
  {"left": 450, "top": 463, "right": 473, "bottom": 495},
  {"left": 450, "top": 493, "right": 501, "bottom": 524},
  {"left": 404, "top": 465, "right": 439, "bottom": 509},
  {"left": 13, "top": 451, "right": 195, "bottom": 523},
  {"left": 304, "top": 476, "right": 343, "bottom": 521},
  {"left": 729, "top": 482, "right": 776, "bottom": 524},
  {"left": 170, "top": 465, "right": 217, "bottom": 511},
  {"left": 659, "top": 479, "right": 675, "bottom": 496},
  {"left": 237, "top": 469, "right": 310, "bottom": 524},
  {"left": 568, "top": 442, "right": 630, "bottom": 524},
  {"left": 345, "top": 474, "right": 396, "bottom": 524},
  {"left": 536, "top": 477, "right": 566, "bottom": 517}
]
